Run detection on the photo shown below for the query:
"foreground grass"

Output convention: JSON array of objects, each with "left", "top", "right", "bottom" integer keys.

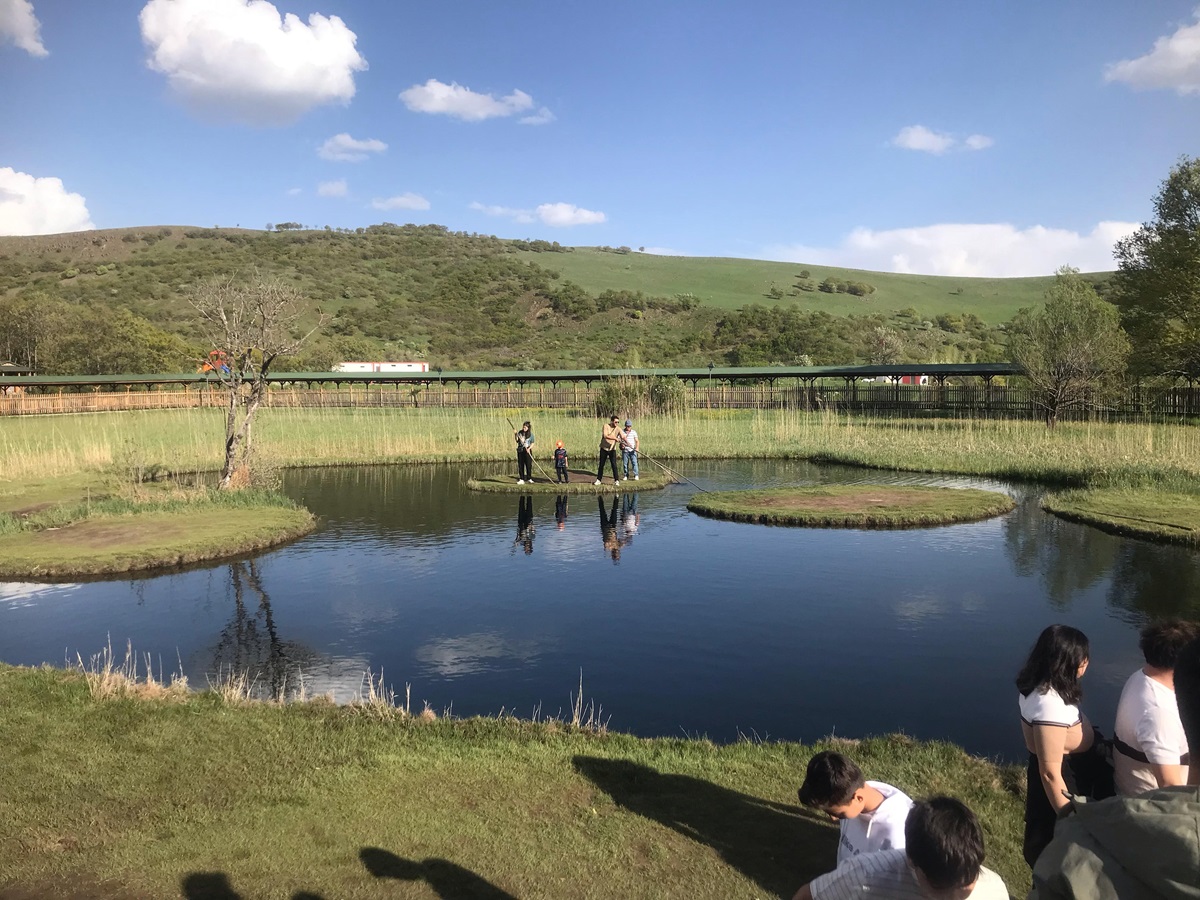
[
  {"left": 688, "top": 486, "right": 1015, "bottom": 528},
  {"left": 0, "top": 666, "right": 1028, "bottom": 899}
]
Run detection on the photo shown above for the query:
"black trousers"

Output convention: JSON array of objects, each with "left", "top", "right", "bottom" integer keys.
[
  {"left": 517, "top": 451, "right": 532, "bottom": 481},
  {"left": 1023, "top": 743, "right": 1114, "bottom": 867},
  {"left": 596, "top": 448, "right": 619, "bottom": 481}
]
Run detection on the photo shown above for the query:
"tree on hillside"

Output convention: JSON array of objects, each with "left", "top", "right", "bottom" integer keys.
[
  {"left": 190, "top": 275, "right": 325, "bottom": 489},
  {"left": 1113, "top": 156, "right": 1200, "bottom": 380},
  {"left": 1008, "top": 266, "right": 1130, "bottom": 427},
  {"left": 868, "top": 326, "right": 904, "bottom": 364}
]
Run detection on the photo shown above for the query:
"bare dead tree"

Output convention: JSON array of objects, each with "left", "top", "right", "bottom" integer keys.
[{"left": 189, "top": 275, "right": 325, "bottom": 489}]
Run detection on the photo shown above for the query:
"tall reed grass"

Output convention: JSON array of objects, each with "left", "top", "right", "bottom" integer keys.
[{"left": 2, "top": 407, "right": 1199, "bottom": 489}]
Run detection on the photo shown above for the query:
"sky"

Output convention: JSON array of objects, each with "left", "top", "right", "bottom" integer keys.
[{"left": 1, "top": 0, "right": 1199, "bottom": 277}]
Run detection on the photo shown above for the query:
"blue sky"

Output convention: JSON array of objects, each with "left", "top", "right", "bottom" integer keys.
[{"left": 2, "top": 0, "right": 1199, "bottom": 275}]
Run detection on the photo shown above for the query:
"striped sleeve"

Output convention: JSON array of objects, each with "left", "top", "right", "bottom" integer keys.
[{"left": 809, "top": 850, "right": 924, "bottom": 900}]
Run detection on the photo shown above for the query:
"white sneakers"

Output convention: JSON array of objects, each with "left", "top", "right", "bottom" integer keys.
[
  {"left": 615, "top": 480, "right": 620, "bottom": 485},
  {"left": 517, "top": 479, "right": 525, "bottom": 484},
  {"left": 594, "top": 479, "right": 602, "bottom": 485},
  {"left": 634, "top": 475, "right": 639, "bottom": 480}
]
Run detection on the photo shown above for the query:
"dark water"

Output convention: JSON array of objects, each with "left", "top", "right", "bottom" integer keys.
[{"left": 2, "top": 460, "right": 1198, "bottom": 761}]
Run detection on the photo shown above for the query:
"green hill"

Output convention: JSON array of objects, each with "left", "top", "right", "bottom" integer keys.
[
  {"left": 0, "top": 225, "right": 1108, "bottom": 374},
  {"left": 514, "top": 246, "right": 1084, "bottom": 323}
]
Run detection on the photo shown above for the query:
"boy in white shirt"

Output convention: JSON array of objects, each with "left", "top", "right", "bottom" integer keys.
[
  {"left": 1113, "top": 617, "right": 1200, "bottom": 794},
  {"left": 797, "top": 751, "right": 914, "bottom": 866},
  {"left": 792, "top": 797, "right": 1009, "bottom": 900}
]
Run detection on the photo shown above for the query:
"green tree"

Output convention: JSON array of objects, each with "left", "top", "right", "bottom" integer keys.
[
  {"left": 1008, "top": 267, "right": 1130, "bottom": 427},
  {"left": 1113, "top": 156, "right": 1200, "bottom": 379}
]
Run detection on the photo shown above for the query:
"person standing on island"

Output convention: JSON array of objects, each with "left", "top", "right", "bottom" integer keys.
[
  {"left": 594, "top": 415, "right": 622, "bottom": 485},
  {"left": 514, "top": 420, "right": 535, "bottom": 484},
  {"left": 621, "top": 419, "right": 639, "bottom": 481},
  {"left": 553, "top": 440, "right": 570, "bottom": 484}
]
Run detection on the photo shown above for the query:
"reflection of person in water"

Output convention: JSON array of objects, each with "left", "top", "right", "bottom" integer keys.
[
  {"left": 598, "top": 495, "right": 625, "bottom": 563},
  {"left": 514, "top": 495, "right": 535, "bottom": 555},
  {"left": 622, "top": 492, "right": 639, "bottom": 543},
  {"left": 555, "top": 494, "right": 569, "bottom": 530}
]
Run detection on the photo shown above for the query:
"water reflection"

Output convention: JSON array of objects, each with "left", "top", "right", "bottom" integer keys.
[
  {"left": 555, "top": 494, "right": 569, "bottom": 530},
  {"left": 1108, "top": 542, "right": 1200, "bottom": 624},
  {"left": 513, "top": 495, "right": 535, "bottom": 556},
  {"left": 414, "top": 631, "right": 543, "bottom": 678},
  {"left": 1003, "top": 489, "right": 1120, "bottom": 610},
  {"left": 210, "top": 560, "right": 320, "bottom": 701}
]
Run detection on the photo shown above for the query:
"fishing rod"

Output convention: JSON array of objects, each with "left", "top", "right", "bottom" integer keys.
[
  {"left": 637, "top": 451, "right": 711, "bottom": 493},
  {"left": 505, "top": 417, "right": 555, "bottom": 483}
]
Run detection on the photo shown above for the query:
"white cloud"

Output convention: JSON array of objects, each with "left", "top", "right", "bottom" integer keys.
[
  {"left": 519, "top": 106, "right": 555, "bottom": 126},
  {"left": 761, "top": 221, "right": 1140, "bottom": 277},
  {"left": 318, "top": 132, "right": 386, "bottom": 162},
  {"left": 0, "top": 0, "right": 47, "bottom": 56},
  {"left": 892, "top": 125, "right": 955, "bottom": 155},
  {"left": 1106, "top": 10, "right": 1200, "bottom": 94},
  {"left": 138, "top": 0, "right": 367, "bottom": 125},
  {"left": 317, "top": 179, "right": 346, "bottom": 197},
  {"left": 286, "top": 186, "right": 302, "bottom": 195},
  {"left": 0, "top": 167, "right": 94, "bottom": 235},
  {"left": 891, "top": 125, "right": 994, "bottom": 154},
  {"left": 371, "top": 193, "right": 429, "bottom": 211},
  {"left": 535, "top": 202, "right": 606, "bottom": 227},
  {"left": 469, "top": 201, "right": 534, "bottom": 224},
  {"left": 400, "top": 78, "right": 547, "bottom": 122},
  {"left": 470, "top": 201, "right": 605, "bottom": 227}
]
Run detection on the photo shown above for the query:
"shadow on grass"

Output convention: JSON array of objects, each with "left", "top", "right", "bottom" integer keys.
[
  {"left": 573, "top": 755, "right": 833, "bottom": 896},
  {"left": 181, "top": 872, "right": 326, "bottom": 900},
  {"left": 361, "top": 847, "right": 517, "bottom": 899}
]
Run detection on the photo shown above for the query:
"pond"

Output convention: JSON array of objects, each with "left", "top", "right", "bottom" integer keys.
[{"left": 2, "top": 459, "right": 1197, "bottom": 761}]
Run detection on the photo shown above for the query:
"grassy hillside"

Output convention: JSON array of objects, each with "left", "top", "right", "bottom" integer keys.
[
  {"left": 516, "top": 246, "right": 1081, "bottom": 322},
  {"left": 0, "top": 224, "right": 1083, "bottom": 372}
]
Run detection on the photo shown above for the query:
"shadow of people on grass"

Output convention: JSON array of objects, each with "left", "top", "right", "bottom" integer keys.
[
  {"left": 361, "top": 847, "right": 517, "bottom": 899},
  {"left": 573, "top": 755, "right": 833, "bottom": 896},
  {"left": 182, "top": 872, "right": 326, "bottom": 900}
]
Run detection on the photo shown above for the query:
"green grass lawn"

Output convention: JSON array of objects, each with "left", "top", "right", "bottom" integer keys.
[
  {"left": 519, "top": 248, "right": 1074, "bottom": 322},
  {"left": 0, "top": 666, "right": 1029, "bottom": 899},
  {"left": 1042, "top": 487, "right": 1200, "bottom": 545}
]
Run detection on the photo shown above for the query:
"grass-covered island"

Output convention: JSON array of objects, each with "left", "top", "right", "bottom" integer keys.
[
  {"left": 0, "top": 664, "right": 1028, "bottom": 899},
  {"left": 687, "top": 485, "right": 1016, "bottom": 528},
  {"left": 1041, "top": 486, "right": 1200, "bottom": 545},
  {"left": 467, "top": 470, "right": 676, "bottom": 494}
]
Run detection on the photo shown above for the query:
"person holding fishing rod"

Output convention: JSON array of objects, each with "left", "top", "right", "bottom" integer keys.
[
  {"left": 514, "top": 420, "right": 535, "bottom": 484},
  {"left": 594, "top": 414, "right": 623, "bottom": 485}
]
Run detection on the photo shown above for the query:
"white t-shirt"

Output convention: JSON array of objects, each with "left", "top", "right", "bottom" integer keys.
[
  {"left": 621, "top": 428, "right": 638, "bottom": 451},
  {"left": 1113, "top": 668, "right": 1189, "bottom": 796},
  {"left": 836, "top": 781, "right": 914, "bottom": 865},
  {"left": 810, "top": 849, "right": 1008, "bottom": 900},
  {"left": 1019, "top": 686, "right": 1081, "bottom": 728}
]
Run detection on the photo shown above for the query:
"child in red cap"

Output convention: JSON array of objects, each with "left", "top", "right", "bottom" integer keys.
[{"left": 553, "top": 440, "right": 569, "bottom": 483}]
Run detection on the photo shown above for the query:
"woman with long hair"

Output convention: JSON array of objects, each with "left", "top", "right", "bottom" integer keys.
[{"left": 1016, "top": 624, "right": 1112, "bottom": 867}]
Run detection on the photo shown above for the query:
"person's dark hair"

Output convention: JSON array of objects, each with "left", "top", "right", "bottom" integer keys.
[
  {"left": 1176, "top": 637, "right": 1200, "bottom": 749},
  {"left": 522, "top": 421, "right": 531, "bottom": 429},
  {"left": 904, "top": 797, "right": 985, "bottom": 891},
  {"left": 1140, "top": 618, "right": 1200, "bottom": 670},
  {"left": 797, "top": 751, "right": 864, "bottom": 807},
  {"left": 1015, "top": 624, "right": 1089, "bottom": 706}
]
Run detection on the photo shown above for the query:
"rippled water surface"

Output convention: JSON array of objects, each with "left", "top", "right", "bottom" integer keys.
[{"left": 3, "top": 459, "right": 1197, "bottom": 760}]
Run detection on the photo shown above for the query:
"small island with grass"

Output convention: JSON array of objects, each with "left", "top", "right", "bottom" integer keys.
[
  {"left": 687, "top": 485, "right": 1016, "bottom": 528},
  {"left": 467, "top": 471, "right": 676, "bottom": 494}
]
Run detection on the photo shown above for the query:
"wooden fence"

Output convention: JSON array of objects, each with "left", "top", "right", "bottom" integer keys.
[{"left": 1, "top": 383, "right": 1198, "bottom": 418}]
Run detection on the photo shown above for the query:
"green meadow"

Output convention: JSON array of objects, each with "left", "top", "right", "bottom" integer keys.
[
  {"left": 0, "top": 665, "right": 1028, "bottom": 899},
  {"left": 516, "top": 246, "right": 1086, "bottom": 322}
]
